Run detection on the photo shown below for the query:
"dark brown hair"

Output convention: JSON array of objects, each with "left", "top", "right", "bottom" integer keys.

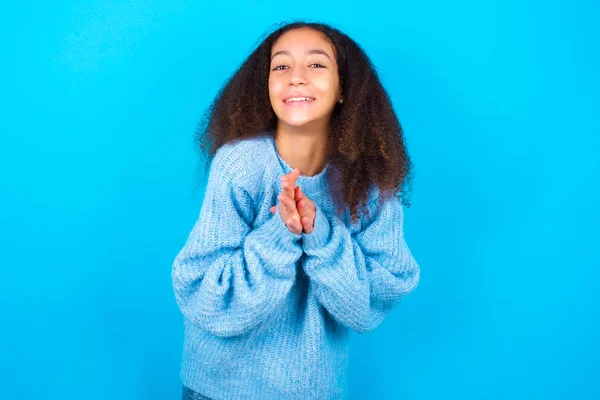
[{"left": 194, "top": 20, "right": 414, "bottom": 223}]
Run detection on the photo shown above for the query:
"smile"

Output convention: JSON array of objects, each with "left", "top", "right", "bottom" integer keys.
[{"left": 283, "top": 97, "right": 315, "bottom": 104}]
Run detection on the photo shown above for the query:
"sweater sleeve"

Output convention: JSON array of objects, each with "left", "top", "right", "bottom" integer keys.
[
  {"left": 171, "top": 149, "right": 303, "bottom": 338},
  {"left": 300, "top": 192, "right": 420, "bottom": 333}
]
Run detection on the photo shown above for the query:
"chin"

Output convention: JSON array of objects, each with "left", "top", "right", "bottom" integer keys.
[
  {"left": 283, "top": 118, "right": 312, "bottom": 127},
  {"left": 278, "top": 113, "right": 324, "bottom": 128}
]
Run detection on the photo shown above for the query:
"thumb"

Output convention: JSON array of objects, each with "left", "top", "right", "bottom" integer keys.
[{"left": 270, "top": 205, "right": 276, "bottom": 213}]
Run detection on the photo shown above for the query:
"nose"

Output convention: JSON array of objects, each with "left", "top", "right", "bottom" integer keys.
[{"left": 288, "top": 65, "right": 307, "bottom": 86}]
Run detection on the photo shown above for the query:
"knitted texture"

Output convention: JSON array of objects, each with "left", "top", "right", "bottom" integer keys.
[{"left": 172, "top": 132, "right": 420, "bottom": 399}]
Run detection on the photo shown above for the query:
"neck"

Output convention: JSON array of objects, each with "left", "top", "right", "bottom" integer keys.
[{"left": 274, "top": 122, "right": 331, "bottom": 177}]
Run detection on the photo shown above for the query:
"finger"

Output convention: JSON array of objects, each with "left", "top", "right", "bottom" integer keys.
[
  {"left": 278, "top": 194, "right": 288, "bottom": 208},
  {"left": 282, "top": 180, "right": 295, "bottom": 197},
  {"left": 287, "top": 167, "right": 300, "bottom": 178},
  {"left": 304, "top": 197, "right": 315, "bottom": 213},
  {"left": 301, "top": 216, "right": 313, "bottom": 234},
  {"left": 288, "top": 168, "right": 300, "bottom": 186},
  {"left": 300, "top": 216, "right": 307, "bottom": 228},
  {"left": 270, "top": 205, "right": 276, "bottom": 213},
  {"left": 287, "top": 218, "right": 301, "bottom": 234},
  {"left": 279, "top": 194, "right": 297, "bottom": 211},
  {"left": 300, "top": 202, "right": 311, "bottom": 219},
  {"left": 297, "top": 199, "right": 305, "bottom": 214},
  {"left": 304, "top": 200, "right": 315, "bottom": 220},
  {"left": 295, "top": 186, "right": 303, "bottom": 201},
  {"left": 281, "top": 177, "right": 295, "bottom": 199},
  {"left": 282, "top": 171, "right": 298, "bottom": 182}
]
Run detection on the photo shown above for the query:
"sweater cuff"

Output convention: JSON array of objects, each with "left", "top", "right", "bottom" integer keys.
[{"left": 301, "top": 203, "right": 331, "bottom": 252}]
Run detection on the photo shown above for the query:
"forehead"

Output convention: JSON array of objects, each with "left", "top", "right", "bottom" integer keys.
[{"left": 271, "top": 28, "right": 334, "bottom": 55}]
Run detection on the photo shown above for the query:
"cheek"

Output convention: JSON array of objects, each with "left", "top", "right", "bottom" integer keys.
[
  {"left": 314, "top": 75, "right": 338, "bottom": 100},
  {"left": 268, "top": 79, "right": 283, "bottom": 101},
  {"left": 268, "top": 75, "right": 283, "bottom": 89}
]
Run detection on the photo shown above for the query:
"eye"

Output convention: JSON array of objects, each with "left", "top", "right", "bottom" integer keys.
[
  {"left": 272, "top": 65, "right": 288, "bottom": 71},
  {"left": 310, "top": 63, "right": 325, "bottom": 68}
]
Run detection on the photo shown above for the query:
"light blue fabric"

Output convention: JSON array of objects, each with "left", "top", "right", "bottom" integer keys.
[
  {"left": 172, "top": 132, "right": 420, "bottom": 399},
  {"left": 182, "top": 384, "right": 214, "bottom": 400}
]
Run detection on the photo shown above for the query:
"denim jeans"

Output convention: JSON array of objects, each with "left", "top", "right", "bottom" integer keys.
[{"left": 181, "top": 384, "right": 214, "bottom": 400}]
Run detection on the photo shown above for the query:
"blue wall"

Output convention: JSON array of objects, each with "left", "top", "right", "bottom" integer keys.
[{"left": 1, "top": 1, "right": 598, "bottom": 399}]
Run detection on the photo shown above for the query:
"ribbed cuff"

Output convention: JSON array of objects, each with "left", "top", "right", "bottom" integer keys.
[{"left": 301, "top": 203, "right": 331, "bottom": 252}]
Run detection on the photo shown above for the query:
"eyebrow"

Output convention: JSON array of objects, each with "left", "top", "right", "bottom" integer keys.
[{"left": 270, "top": 49, "right": 332, "bottom": 62}]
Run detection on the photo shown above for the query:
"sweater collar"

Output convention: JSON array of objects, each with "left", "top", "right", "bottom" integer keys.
[{"left": 268, "top": 133, "right": 331, "bottom": 197}]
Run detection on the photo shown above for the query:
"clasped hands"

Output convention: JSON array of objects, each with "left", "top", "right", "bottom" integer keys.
[{"left": 269, "top": 168, "right": 316, "bottom": 235}]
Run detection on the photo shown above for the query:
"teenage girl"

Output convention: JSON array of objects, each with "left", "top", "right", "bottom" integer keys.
[{"left": 173, "top": 20, "right": 420, "bottom": 400}]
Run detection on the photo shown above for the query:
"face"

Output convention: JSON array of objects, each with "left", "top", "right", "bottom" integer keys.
[{"left": 268, "top": 27, "right": 342, "bottom": 129}]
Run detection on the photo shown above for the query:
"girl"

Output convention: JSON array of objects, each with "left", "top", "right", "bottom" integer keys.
[{"left": 173, "top": 21, "right": 420, "bottom": 400}]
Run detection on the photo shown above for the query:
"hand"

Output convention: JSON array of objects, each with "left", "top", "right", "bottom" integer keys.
[
  {"left": 270, "top": 172, "right": 316, "bottom": 234},
  {"left": 293, "top": 185, "right": 316, "bottom": 234},
  {"left": 275, "top": 168, "right": 303, "bottom": 235}
]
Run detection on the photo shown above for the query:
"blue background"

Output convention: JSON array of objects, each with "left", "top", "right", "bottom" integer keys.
[{"left": 1, "top": 1, "right": 598, "bottom": 399}]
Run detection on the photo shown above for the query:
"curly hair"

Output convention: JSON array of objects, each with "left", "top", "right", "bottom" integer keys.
[{"left": 194, "top": 20, "right": 414, "bottom": 224}]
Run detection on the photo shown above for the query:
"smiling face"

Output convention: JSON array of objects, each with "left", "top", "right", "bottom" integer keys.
[{"left": 268, "top": 27, "right": 342, "bottom": 130}]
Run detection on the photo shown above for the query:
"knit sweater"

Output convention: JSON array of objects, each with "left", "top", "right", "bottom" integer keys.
[{"left": 171, "top": 132, "right": 420, "bottom": 400}]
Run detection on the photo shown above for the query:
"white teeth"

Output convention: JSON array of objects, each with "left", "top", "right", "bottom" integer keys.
[{"left": 285, "top": 97, "right": 314, "bottom": 102}]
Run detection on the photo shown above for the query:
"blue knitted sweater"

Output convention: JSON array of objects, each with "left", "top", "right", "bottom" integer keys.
[{"left": 171, "top": 132, "right": 420, "bottom": 399}]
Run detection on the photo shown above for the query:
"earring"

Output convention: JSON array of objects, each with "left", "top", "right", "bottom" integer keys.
[{"left": 338, "top": 99, "right": 343, "bottom": 104}]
